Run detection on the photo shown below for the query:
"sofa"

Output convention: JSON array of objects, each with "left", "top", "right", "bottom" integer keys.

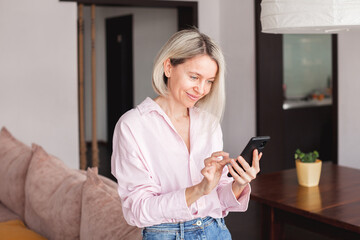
[{"left": 0, "top": 127, "right": 142, "bottom": 240}]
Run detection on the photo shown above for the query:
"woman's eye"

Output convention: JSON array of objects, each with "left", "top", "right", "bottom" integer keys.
[
  {"left": 207, "top": 80, "right": 214, "bottom": 84},
  {"left": 190, "top": 76, "right": 198, "bottom": 80}
]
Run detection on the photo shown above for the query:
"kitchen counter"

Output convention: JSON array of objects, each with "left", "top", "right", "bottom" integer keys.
[{"left": 283, "top": 98, "right": 332, "bottom": 110}]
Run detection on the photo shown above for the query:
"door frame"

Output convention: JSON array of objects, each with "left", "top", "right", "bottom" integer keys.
[{"left": 60, "top": 0, "right": 198, "bottom": 30}]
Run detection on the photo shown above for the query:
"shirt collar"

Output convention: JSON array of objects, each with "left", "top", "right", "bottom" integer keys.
[{"left": 137, "top": 97, "right": 164, "bottom": 115}]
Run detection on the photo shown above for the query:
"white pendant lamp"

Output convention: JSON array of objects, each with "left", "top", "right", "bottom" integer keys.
[{"left": 261, "top": 0, "right": 360, "bottom": 34}]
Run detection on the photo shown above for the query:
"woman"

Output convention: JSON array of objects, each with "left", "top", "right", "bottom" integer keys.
[{"left": 111, "top": 28, "right": 262, "bottom": 240}]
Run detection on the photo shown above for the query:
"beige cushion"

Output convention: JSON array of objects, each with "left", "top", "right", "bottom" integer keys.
[
  {"left": 80, "top": 168, "right": 141, "bottom": 240},
  {"left": 24, "top": 144, "right": 86, "bottom": 240},
  {"left": 0, "top": 127, "right": 33, "bottom": 218}
]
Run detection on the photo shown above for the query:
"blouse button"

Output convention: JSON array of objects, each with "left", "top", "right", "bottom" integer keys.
[{"left": 196, "top": 220, "right": 202, "bottom": 226}]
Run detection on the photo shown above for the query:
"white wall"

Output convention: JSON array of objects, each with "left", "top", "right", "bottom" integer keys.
[
  {"left": 219, "top": 0, "right": 256, "bottom": 155},
  {"left": 196, "top": 0, "right": 221, "bottom": 42},
  {"left": 83, "top": 7, "right": 178, "bottom": 142},
  {"left": 338, "top": 30, "right": 360, "bottom": 169},
  {"left": 0, "top": 0, "right": 78, "bottom": 168}
]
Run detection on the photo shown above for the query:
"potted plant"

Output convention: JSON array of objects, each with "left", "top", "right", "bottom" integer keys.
[{"left": 294, "top": 149, "right": 322, "bottom": 187}]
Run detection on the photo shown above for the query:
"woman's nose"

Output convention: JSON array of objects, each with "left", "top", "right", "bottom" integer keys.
[{"left": 194, "top": 81, "right": 205, "bottom": 94}]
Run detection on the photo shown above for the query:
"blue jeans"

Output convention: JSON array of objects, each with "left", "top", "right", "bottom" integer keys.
[{"left": 142, "top": 217, "right": 232, "bottom": 240}]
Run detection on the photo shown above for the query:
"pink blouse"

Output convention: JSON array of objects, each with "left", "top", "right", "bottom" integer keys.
[{"left": 111, "top": 97, "right": 250, "bottom": 228}]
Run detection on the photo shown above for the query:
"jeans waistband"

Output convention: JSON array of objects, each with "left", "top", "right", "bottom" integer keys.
[{"left": 144, "top": 217, "right": 222, "bottom": 231}]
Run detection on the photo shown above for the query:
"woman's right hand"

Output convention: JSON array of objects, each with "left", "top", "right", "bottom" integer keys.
[
  {"left": 198, "top": 151, "right": 231, "bottom": 195},
  {"left": 185, "top": 151, "right": 231, "bottom": 206}
]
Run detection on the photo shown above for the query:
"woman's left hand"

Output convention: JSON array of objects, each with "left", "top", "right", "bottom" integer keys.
[{"left": 227, "top": 149, "right": 262, "bottom": 197}]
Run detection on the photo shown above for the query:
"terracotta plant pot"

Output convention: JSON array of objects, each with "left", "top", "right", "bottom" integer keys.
[{"left": 295, "top": 159, "right": 322, "bottom": 187}]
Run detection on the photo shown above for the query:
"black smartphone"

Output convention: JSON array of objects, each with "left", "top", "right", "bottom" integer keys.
[{"left": 227, "top": 136, "right": 270, "bottom": 177}]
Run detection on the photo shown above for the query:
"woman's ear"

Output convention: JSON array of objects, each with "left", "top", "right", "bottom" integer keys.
[{"left": 163, "top": 58, "right": 172, "bottom": 78}]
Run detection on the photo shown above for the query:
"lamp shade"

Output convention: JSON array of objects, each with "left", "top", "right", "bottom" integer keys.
[{"left": 261, "top": 0, "right": 360, "bottom": 34}]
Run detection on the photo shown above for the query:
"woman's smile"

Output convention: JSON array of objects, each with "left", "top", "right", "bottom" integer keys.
[{"left": 186, "top": 92, "right": 201, "bottom": 101}]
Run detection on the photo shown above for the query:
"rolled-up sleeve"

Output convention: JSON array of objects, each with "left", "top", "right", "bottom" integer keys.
[{"left": 111, "top": 120, "right": 193, "bottom": 228}]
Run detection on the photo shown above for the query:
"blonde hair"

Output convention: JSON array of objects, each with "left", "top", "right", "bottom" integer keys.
[{"left": 152, "top": 28, "right": 226, "bottom": 124}]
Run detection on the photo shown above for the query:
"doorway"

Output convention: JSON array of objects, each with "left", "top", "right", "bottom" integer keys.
[
  {"left": 101, "top": 15, "right": 134, "bottom": 179},
  {"left": 106, "top": 15, "right": 133, "bottom": 148}
]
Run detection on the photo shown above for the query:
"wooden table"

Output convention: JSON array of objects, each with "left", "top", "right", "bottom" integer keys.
[{"left": 250, "top": 163, "right": 360, "bottom": 240}]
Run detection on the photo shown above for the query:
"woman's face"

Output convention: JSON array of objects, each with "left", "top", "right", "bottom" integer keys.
[{"left": 164, "top": 54, "right": 218, "bottom": 108}]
